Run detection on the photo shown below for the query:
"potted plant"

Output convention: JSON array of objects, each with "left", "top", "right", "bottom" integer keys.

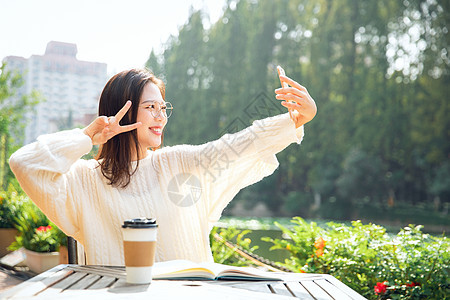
[
  {"left": 22, "top": 225, "right": 61, "bottom": 273},
  {"left": 0, "top": 185, "right": 24, "bottom": 257},
  {"left": 8, "top": 197, "right": 66, "bottom": 273}
]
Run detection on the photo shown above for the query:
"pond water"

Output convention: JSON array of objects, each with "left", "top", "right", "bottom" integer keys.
[{"left": 243, "top": 229, "right": 290, "bottom": 263}]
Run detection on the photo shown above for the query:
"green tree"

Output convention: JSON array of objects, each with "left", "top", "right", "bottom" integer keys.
[
  {"left": 147, "top": 0, "right": 449, "bottom": 219},
  {"left": 162, "top": 9, "right": 211, "bottom": 145},
  {"left": 336, "top": 148, "right": 387, "bottom": 217},
  {"left": 145, "top": 49, "right": 164, "bottom": 79},
  {"left": 0, "top": 63, "right": 40, "bottom": 189}
]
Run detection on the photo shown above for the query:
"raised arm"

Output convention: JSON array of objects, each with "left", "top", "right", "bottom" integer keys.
[
  {"left": 9, "top": 128, "right": 93, "bottom": 239},
  {"left": 152, "top": 111, "right": 305, "bottom": 227},
  {"left": 9, "top": 101, "right": 141, "bottom": 238}
]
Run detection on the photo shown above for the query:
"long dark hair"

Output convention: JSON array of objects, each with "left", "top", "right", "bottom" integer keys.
[{"left": 96, "top": 68, "right": 165, "bottom": 188}]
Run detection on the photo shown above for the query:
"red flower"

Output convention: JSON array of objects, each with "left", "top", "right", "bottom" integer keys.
[
  {"left": 36, "top": 225, "right": 52, "bottom": 232},
  {"left": 36, "top": 226, "right": 46, "bottom": 232},
  {"left": 406, "top": 282, "right": 421, "bottom": 287},
  {"left": 374, "top": 281, "right": 387, "bottom": 295}
]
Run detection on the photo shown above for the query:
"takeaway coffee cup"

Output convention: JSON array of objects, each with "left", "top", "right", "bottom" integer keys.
[{"left": 122, "top": 218, "right": 158, "bottom": 284}]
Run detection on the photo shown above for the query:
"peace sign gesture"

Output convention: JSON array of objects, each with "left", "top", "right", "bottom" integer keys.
[
  {"left": 275, "top": 66, "right": 317, "bottom": 128},
  {"left": 83, "top": 101, "right": 142, "bottom": 146}
]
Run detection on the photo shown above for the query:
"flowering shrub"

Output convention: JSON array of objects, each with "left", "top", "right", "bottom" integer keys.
[
  {"left": 262, "top": 217, "right": 449, "bottom": 299},
  {"left": 8, "top": 193, "right": 66, "bottom": 253},
  {"left": 24, "top": 225, "right": 60, "bottom": 252},
  {"left": 374, "top": 281, "right": 387, "bottom": 295}
]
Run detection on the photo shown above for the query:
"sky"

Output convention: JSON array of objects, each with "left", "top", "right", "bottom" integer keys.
[{"left": 0, "top": 0, "right": 226, "bottom": 75}]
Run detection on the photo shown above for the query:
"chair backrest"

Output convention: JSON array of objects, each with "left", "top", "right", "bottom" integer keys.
[{"left": 67, "top": 236, "right": 78, "bottom": 264}]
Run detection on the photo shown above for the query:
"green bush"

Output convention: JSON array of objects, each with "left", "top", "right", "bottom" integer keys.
[
  {"left": 25, "top": 225, "right": 61, "bottom": 253},
  {"left": 0, "top": 184, "right": 28, "bottom": 228},
  {"left": 8, "top": 190, "right": 66, "bottom": 253},
  {"left": 262, "top": 217, "right": 449, "bottom": 299},
  {"left": 210, "top": 226, "right": 259, "bottom": 267}
]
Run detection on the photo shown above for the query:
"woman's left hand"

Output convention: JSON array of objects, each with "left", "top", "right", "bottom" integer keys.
[{"left": 275, "top": 75, "right": 317, "bottom": 128}]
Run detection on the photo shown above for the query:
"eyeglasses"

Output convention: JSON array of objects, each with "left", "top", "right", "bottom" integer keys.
[{"left": 140, "top": 101, "right": 173, "bottom": 118}]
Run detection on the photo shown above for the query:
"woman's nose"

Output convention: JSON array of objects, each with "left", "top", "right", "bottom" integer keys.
[{"left": 153, "top": 110, "right": 165, "bottom": 120}]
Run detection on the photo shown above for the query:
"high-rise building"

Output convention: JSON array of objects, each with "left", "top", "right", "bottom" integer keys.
[{"left": 3, "top": 41, "right": 108, "bottom": 144}]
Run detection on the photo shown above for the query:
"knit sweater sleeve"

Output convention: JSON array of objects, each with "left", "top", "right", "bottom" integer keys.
[
  {"left": 155, "top": 113, "right": 304, "bottom": 223},
  {"left": 9, "top": 128, "right": 93, "bottom": 238}
]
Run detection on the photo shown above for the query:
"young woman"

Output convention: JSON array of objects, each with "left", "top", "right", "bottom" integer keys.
[{"left": 9, "top": 67, "right": 316, "bottom": 265}]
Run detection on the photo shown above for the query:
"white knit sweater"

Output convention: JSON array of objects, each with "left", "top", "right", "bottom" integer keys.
[{"left": 9, "top": 113, "right": 304, "bottom": 265}]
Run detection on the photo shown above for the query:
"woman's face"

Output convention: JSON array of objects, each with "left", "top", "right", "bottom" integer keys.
[{"left": 136, "top": 82, "right": 167, "bottom": 153}]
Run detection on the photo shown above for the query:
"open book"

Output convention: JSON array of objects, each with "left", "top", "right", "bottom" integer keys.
[{"left": 152, "top": 260, "right": 282, "bottom": 281}]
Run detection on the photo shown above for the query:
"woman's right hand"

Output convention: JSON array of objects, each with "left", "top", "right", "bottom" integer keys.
[{"left": 83, "top": 101, "right": 142, "bottom": 145}]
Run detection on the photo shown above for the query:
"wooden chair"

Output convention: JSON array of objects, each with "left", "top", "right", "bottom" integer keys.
[
  {"left": 67, "top": 236, "right": 78, "bottom": 264},
  {"left": 67, "top": 236, "right": 87, "bottom": 264}
]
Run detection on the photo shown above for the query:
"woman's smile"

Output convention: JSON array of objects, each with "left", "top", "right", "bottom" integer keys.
[{"left": 149, "top": 126, "right": 163, "bottom": 136}]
